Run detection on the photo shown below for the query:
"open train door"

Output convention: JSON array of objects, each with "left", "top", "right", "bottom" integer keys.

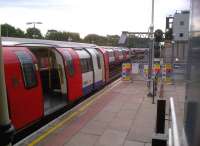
[
  {"left": 57, "top": 48, "right": 83, "bottom": 101},
  {"left": 96, "top": 47, "right": 109, "bottom": 84}
]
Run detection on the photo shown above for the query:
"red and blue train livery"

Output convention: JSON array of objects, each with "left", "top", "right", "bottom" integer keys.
[{"left": 1, "top": 37, "right": 131, "bottom": 131}]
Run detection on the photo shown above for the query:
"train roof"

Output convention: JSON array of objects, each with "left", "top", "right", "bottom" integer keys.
[{"left": 1, "top": 37, "right": 96, "bottom": 48}]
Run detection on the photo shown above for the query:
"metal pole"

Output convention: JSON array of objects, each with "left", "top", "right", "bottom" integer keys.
[
  {"left": 151, "top": 0, "right": 155, "bottom": 72},
  {"left": 171, "top": 41, "right": 175, "bottom": 84},
  {"left": 147, "top": 0, "right": 155, "bottom": 96},
  {"left": 171, "top": 41, "right": 174, "bottom": 65},
  {"left": 0, "top": 25, "right": 13, "bottom": 146}
]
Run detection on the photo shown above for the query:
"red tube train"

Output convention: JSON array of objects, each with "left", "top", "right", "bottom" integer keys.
[{"left": 1, "top": 37, "right": 131, "bottom": 131}]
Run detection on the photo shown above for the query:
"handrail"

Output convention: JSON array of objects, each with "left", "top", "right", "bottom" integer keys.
[
  {"left": 169, "top": 97, "right": 180, "bottom": 146},
  {"left": 169, "top": 128, "right": 172, "bottom": 146}
]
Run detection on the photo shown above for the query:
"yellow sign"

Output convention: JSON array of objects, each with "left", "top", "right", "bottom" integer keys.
[
  {"left": 122, "top": 63, "right": 132, "bottom": 81},
  {"left": 165, "top": 63, "right": 172, "bottom": 69}
]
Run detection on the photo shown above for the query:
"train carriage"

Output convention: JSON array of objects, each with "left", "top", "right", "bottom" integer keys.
[
  {"left": 3, "top": 46, "right": 44, "bottom": 130},
  {"left": 122, "top": 48, "right": 130, "bottom": 60},
  {"left": 1, "top": 37, "right": 125, "bottom": 133},
  {"left": 95, "top": 47, "right": 109, "bottom": 84},
  {"left": 117, "top": 48, "right": 124, "bottom": 61},
  {"left": 56, "top": 48, "right": 83, "bottom": 102},
  {"left": 84, "top": 48, "right": 104, "bottom": 90},
  {"left": 75, "top": 49, "right": 94, "bottom": 96},
  {"left": 2, "top": 38, "right": 94, "bottom": 130},
  {"left": 105, "top": 48, "right": 115, "bottom": 64}
]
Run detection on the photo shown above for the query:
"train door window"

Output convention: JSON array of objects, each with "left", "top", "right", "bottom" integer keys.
[
  {"left": 15, "top": 51, "right": 37, "bottom": 88},
  {"left": 108, "top": 51, "right": 112, "bottom": 57},
  {"left": 122, "top": 50, "right": 126, "bottom": 56},
  {"left": 95, "top": 52, "right": 101, "bottom": 69},
  {"left": 120, "top": 51, "right": 123, "bottom": 56},
  {"left": 80, "top": 58, "right": 92, "bottom": 73},
  {"left": 81, "top": 59, "right": 87, "bottom": 73},
  {"left": 87, "top": 58, "right": 93, "bottom": 71},
  {"left": 63, "top": 51, "right": 74, "bottom": 76}
]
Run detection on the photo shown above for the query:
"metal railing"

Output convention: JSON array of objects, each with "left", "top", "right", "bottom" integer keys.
[{"left": 169, "top": 97, "right": 180, "bottom": 146}]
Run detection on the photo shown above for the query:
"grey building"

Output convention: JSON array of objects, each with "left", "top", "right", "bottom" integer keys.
[
  {"left": 163, "top": 11, "right": 190, "bottom": 80},
  {"left": 173, "top": 11, "right": 190, "bottom": 63},
  {"left": 173, "top": 11, "right": 190, "bottom": 41}
]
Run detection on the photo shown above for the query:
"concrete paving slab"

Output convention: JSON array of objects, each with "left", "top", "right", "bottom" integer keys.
[
  {"left": 81, "top": 120, "right": 108, "bottom": 135},
  {"left": 121, "top": 103, "right": 140, "bottom": 111},
  {"left": 95, "top": 129, "right": 127, "bottom": 146},
  {"left": 123, "top": 140, "right": 145, "bottom": 146},
  {"left": 108, "top": 117, "right": 133, "bottom": 132},
  {"left": 64, "top": 132, "right": 99, "bottom": 146},
  {"left": 116, "top": 109, "right": 137, "bottom": 120},
  {"left": 93, "top": 111, "right": 117, "bottom": 123},
  {"left": 101, "top": 102, "right": 123, "bottom": 113}
]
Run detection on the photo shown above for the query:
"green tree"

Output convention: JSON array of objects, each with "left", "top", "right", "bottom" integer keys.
[
  {"left": 68, "top": 32, "right": 81, "bottom": 42},
  {"left": 1, "top": 23, "right": 25, "bottom": 37},
  {"left": 46, "top": 30, "right": 61, "bottom": 40},
  {"left": 26, "top": 27, "right": 43, "bottom": 39},
  {"left": 165, "top": 28, "right": 173, "bottom": 40},
  {"left": 154, "top": 29, "right": 163, "bottom": 42},
  {"left": 154, "top": 29, "right": 164, "bottom": 58},
  {"left": 126, "top": 35, "right": 149, "bottom": 48},
  {"left": 106, "top": 35, "right": 120, "bottom": 46},
  {"left": 45, "top": 30, "right": 81, "bottom": 42},
  {"left": 83, "top": 34, "right": 107, "bottom": 46},
  {"left": 1, "top": 23, "right": 16, "bottom": 37},
  {"left": 15, "top": 28, "right": 25, "bottom": 38}
]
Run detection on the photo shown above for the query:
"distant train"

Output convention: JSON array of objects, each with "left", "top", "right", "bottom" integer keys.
[{"left": 1, "top": 37, "right": 135, "bottom": 132}]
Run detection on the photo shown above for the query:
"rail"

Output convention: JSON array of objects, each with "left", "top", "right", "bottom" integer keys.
[{"left": 169, "top": 97, "right": 180, "bottom": 146}]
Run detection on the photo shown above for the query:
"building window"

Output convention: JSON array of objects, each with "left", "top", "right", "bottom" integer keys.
[
  {"left": 180, "top": 21, "right": 184, "bottom": 26},
  {"left": 179, "top": 33, "right": 184, "bottom": 37},
  {"left": 63, "top": 51, "right": 75, "bottom": 76},
  {"left": 15, "top": 51, "right": 37, "bottom": 89}
]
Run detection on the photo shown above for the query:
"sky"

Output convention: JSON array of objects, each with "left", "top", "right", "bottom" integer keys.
[{"left": 0, "top": 0, "right": 190, "bottom": 38}]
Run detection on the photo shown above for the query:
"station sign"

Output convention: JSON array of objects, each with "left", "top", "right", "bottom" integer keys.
[{"left": 122, "top": 63, "right": 132, "bottom": 81}]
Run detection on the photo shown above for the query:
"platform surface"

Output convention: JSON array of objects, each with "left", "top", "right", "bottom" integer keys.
[{"left": 15, "top": 79, "right": 185, "bottom": 146}]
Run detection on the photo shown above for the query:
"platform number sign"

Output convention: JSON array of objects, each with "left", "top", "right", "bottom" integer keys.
[{"left": 15, "top": 51, "right": 37, "bottom": 88}]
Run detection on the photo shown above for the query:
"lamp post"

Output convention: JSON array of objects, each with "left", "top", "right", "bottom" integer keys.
[
  {"left": 147, "top": 0, "right": 155, "bottom": 97},
  {"left": 26, "top": 22, "right": 42, "bottom": 38},
  {"left": 0, "top": 25, "right": 14, "bottom": 146}
]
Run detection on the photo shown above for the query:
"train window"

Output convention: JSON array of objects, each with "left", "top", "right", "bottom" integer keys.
[
  {"left": 110, "top": 52, "right": 114, "bottom": 57},
  {"left": 80, "top": 59, "right": 87, "bottom": 73},
  {"left": 122, "top": 50, "right": 126, "bottom": 56},
  {"left": 87, "top": 58, "right": 93, "bottom": 71},
  {"left": 80, "top": 58, "right": 93, "bottom": 73},
  {"left": 119, "top": 51, "right": 123, "bottom": 56},
  {"left": 15, "top": 51, "right": 37, "bottom": 89},
  {"left": 63, "top": 51, "right": 74, "bottom": 76},
  {"left": 95, "top": 52, "right": 101, "bottom": 69}
]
